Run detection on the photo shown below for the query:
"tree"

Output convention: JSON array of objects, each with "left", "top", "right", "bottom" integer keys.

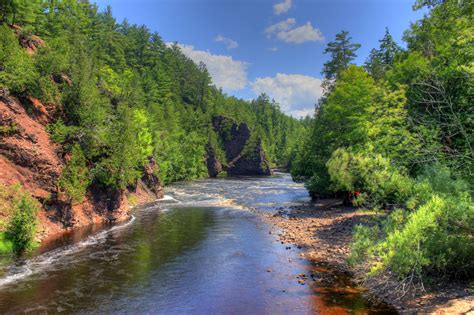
[
  {"left": 0, "top": 25, "right": 36, "bottom": 93},
  {"left": 378, "top": 28, "right": 401, "bottom": 66},
  {"left": 321, "top": 31, "right": 361, "bottom": 92},
  {"left": 364, "top": 28, "right": 401, "bottom": 80},
  {"left": 364, "top": 48, "right": 385, "bottom": 81},
  {"left": 0, "top": 0, "right": 41, "bottom": 27}
]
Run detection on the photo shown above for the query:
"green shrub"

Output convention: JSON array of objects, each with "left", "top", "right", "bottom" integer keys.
[
  {"left": 327, "top": 147, "right": 414, "bottom": 207},
  {"left": 59, "top": 144, "right": 90, "bottom": 203},
  {"left": 350, "top": 186, "right": 473, "bottom": 281},
  {"left": 0, "top": 25, "right": 36, "bottom": 93},
  {"left": 0, "top": 123, "right": 18, "bottom": 135},
  {"left": 47, "top": 119, "right": 71, "bottom": 143},
  {"left": 348, "top": 224, "right": 380, "bottom": 267},
  {"left": 377, "top": 193, "right": 473, "bottom": 277},
  {"left": 5, "top": 195, "right": 39, "bottom": 252},
  {"left": 0, "top": 233, "right": 14, "bottom": 254}
]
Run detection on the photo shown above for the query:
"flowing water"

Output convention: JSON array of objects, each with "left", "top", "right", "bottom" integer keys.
[{"left": 0, "top": 173, "right": 397, "bottom": 314}]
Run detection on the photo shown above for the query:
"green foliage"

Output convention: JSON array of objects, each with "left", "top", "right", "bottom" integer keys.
[
  {"left": 364, "top": 28, "right": 402, "bottom": 80},
  {"left": 351, "top": 192, "right": 473, "bottom": 279},
  {"left": 0, "top": 25, "right": 36, "bottom": 93},
  {"left": 0, "top": 122, "right": 18, "bottom": 135},
  {"left": 59, "top": 144, "right": 90, "bottom": 203},
  {"left": 95, "top": 106, "right": 153, "bottom": 189},
  {"left": 47, "top": 119, "right": 72, "bottom": 144},
  {"left": 327, "top": 148, "right": 414, "bottom": 207},
  {"left": 5, "top": 195, "right": 39, "bottom": 252},
  {"left": 155, "top": 130, "right": 207, "bottom": 185},
  {"left": 0, "top": 233, "right": 14, "bottom": 254},
  {"left": 322, "top": 30, "right": 361, "bottom": 92},
  {"left": 291, "top": 0, "right": 473, "bottom": 287},
  {"left": 0, "top": 1, "right": 302, "bottom": 192},
  {"left": 349, "top": 163, "right": 473, "bottom": 282}
]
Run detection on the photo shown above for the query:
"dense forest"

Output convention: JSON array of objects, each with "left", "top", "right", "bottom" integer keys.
[
  {"left": 0, "top": 0, "right": 472, "bottom": 302},
  {"left": 292, "top": 0, "right": 473, "bottom": 294},
  {"left": 0, "top": 0, "right": 305, "bottom": 250}
]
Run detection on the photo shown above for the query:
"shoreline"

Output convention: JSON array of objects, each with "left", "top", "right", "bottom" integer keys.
[{"left": 256, "top": 200, "right": 473, "bottom": 314}]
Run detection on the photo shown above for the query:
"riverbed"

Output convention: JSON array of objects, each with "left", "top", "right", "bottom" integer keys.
[{"left": 0, "top": 173, "right": 397, "bottom": 313}]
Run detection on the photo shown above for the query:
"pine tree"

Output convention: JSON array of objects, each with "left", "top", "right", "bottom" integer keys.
[
  {"left": 321, "top": 31, "right": 361, "bottom": 93},
  {"left": 364, "top": 48, "right": 384, "bottom": 81},
  {"left": 378, "top": 27, "right": 401, "bottom": 67}
]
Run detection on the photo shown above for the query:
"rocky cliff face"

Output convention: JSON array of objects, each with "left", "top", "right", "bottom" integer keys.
[
  {"left": 206, "top": 116, "right": 272, "bottom": 177},
  {"left": 0, "top": 91, "right": 163, "bottom": 240}
]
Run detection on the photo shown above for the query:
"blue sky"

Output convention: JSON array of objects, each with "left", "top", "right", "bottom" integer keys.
[{"left": 94, "top": 0, "right": 425, "bottom": 117}]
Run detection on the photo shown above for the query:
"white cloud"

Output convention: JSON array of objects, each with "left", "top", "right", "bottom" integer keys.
[
  {"left": 174, "top": 43, "right": 248, "bottom": 91},
  {"left": 214, "top": 35, "right": 238, "bottom": 49},
  {"left": 251, "top": 73, "right": 323, "bottom": 118},
  {"left": 277, "top": 22, "right": 324, "bottom": 43},
  {"left": 268, "top": 47, "right": 278, "bottom": 52},
  {"left": 265, "top": 18, "right": 296, "bottom": 37},
  {"left": 273, "top": 0, "right": 292, "bottom": 15},
  {"left": 265, "top": 18, "right": 324, "bottom": 44}
]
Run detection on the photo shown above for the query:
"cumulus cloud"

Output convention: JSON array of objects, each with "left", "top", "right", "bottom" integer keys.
[
  {"left": 251, "top": 73, "right": 323, "bottom": 117},
  {"left": 265, "top": 18, "right": 296, "bottom": 37},
  {"left": 277, "top": 22, "right": 324, "bottom": 43},
  {"left": 175, "top": 43, "right": 248, "bottom": 91},
  {"left": 214, "top": 35, "right": 238, "bottom": 49},
  {"left": 273, "top": 0, "right": 292, "bottom": 15},
  {"left": 265, "top": 18, "right": 324, "bottom": 44}
]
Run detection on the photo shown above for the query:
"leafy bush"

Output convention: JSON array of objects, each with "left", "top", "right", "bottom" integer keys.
[
  {"left": 0, "top": 183, "right": 22, "bottom": 232},
  {"left": 379, "top": 194, "right": 473, "bottom": 277},
  {"left": 354, "top": 193, "right": 474, "bottom": 278},
  {"left": 349, "top": 163, "right": 474, "bottom": 283},
  {"left": 327, "top": 147, "right": 414, "bottom": 207},
  {"left": 5, "top": 195, "right": 39, "bottom": 252}
]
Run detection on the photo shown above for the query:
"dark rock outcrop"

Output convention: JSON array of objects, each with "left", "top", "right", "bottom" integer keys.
[
  {"left": 206, "top": 116, "right": 272, "bottom": 177},
  {"left": 140, "top": 156, "right": 164, "bottom": 198},
  {"left": 227, "top": 140, "right": 272, "bottom": 176},
  {"left": 205, "top": 143, "right": 223, "bottom": 178}
]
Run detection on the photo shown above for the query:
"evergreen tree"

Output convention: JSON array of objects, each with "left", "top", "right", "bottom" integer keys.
[
  {"left": 321, "top": 31, "right": 361, "bottom": 92},
  {"left": 378, "top": 27, "right": 401, "bottom": 66},
  {"left": 364, "top": 48, "right": 385, "bottom": 81}
]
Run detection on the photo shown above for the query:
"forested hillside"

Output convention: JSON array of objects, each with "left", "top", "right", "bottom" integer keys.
[
  {"left": 0, "top": 0, "right": 304, "bottom": 250},
  {"left": 292, "top": 0, "right": 473, "bottom": 295}
]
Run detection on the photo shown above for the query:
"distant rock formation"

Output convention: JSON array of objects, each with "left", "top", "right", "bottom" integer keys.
[{"left": 206, "top": 116, "right": 272, "bottom": 177}]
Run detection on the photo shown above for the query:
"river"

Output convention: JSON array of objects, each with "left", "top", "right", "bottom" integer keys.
[{"left": 0, "top": 173, "right": 396, "bottom": 314}]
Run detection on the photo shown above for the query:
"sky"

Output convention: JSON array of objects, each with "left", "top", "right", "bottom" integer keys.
[{"left": 94, "top": 0, "right": 426, "bottom": 118}]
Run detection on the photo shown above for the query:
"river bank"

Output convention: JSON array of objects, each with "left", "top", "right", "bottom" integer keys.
[{"left": 258, "top": 200, "right": 473, "bottom": 314}]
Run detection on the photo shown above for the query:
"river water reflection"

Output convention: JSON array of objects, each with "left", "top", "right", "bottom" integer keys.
[{"left": 0, "top": 173, "right": 396, "bottom": 314}]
